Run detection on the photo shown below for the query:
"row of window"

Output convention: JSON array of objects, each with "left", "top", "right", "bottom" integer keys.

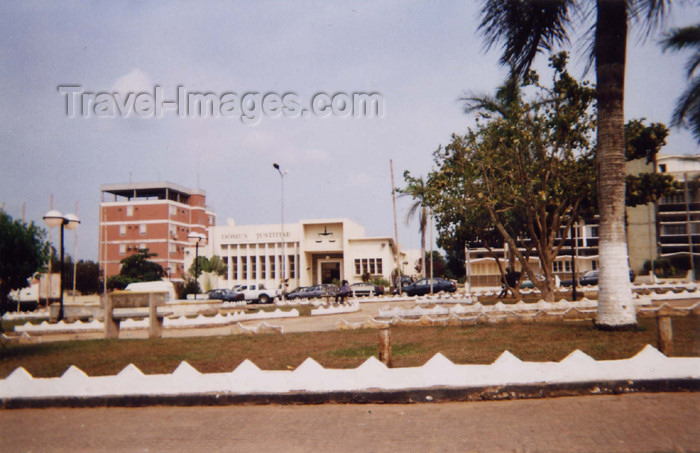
[
  {"left": 119, "top": 243, "right": 147, "bottom": 254},
  {"left": 223, "top": 255, "right": 298, "bottom": 280},
  {"left": 552, "top": 260, "right": 598, "bottom": 273},
  {"left": 119, "top": 224, "right": 148, "bottom": 235},
  {"left": 355, "top": 258, "right": 383, "bottom": 276}
]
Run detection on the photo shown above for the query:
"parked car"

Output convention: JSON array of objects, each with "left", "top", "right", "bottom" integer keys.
[
  {"left": 400, "top": 278, "right": 457, "bottom": 297},
  {"left": 284, "top": 286, "right": 308, "bottom": 299},
  {"left": 561, "top": 269, "right": 636, "bottom": 287},
  {"left": 392, "top": 276, "right": 415, "bottom": 294},
  {"left": 206, "top": 289, "right": 244, "bottom": 302},
  {"left": 230, "top": 283, "right": 282, "bottom": 304},
  {"left": 349, "top": 282, "right": 384, "bottom": 297},
  {"left": 520, "top": 274, "right": 544, "bottom": 289},
  {"left": 286, "top": 284, "right": 339, "bottom": 300}
]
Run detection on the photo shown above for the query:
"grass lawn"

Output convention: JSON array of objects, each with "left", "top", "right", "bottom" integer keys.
[{"left": 1, "top": 315, "right": 698, "bottom": 378}]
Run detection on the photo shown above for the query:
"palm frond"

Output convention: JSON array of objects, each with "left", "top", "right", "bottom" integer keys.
[
  {"left": 629, "top": 0, "right": 674, "bottom": 39},
  {"left": 671, "top": 75, "right": 700, "bottom": 142},
  {"left": 479, "top": 0, "right": 576, "bottom": 78},
  {"left": 660, "top": 24, "right": 700, "bottom": 78},
  {"left": 660, "top": 24, "right": 700, "bottom": 51}
]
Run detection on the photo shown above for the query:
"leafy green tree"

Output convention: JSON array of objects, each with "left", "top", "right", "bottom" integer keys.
[
  {"left": 0, "top": 211, "right": 50, "bottom": 312},
  {"left": 107, "top": 249, "right": 164, "bottom": 290},
  {"left": 424, "top": 251, "right": 448, "bottom": 279},
  {"left": 430, "top": 54, "right": 596, "bottom": 302},
  {"left": 75, "top": 260, "right": 101, "bottom": 294},
  {"left": 479, "top": 0, "right": 675, "bottom": 328},
  {"left": 624, "top": 119, "right": 679, "bottom": 207},
  {"left": 187, "top": 255, "right": 227, "bottom": 278},
  {"left": 208, "top": 255, "right": 228, "bottom": 277},
  {"left": 189, "top": 256, "right": 211, "bottom": 278},
  {"left": 661, "top": 24, "right": 700, "bottom": 143},
  {"left": 48, "top": 255, "right": 101, "bottom": 294}
]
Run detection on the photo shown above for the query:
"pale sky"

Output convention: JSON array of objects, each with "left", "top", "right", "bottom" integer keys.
[{"left": 1, "top": 1, "right": 698, "bottom": 262}]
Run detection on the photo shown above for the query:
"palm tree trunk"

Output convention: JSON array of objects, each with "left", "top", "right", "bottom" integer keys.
[{"left": 595, "top": 0, "right": 637, "bottom": 328}]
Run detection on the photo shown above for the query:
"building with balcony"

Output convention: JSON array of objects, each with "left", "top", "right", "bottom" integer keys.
[
  {"left": 466, "top": 153, "right": 700, "bottom": 286},
  {"left": 99, "top": 182, "right": 216, "bottom": 281},
  {"left": 628, "top": 154, "right": 700, "bottom": 274}
]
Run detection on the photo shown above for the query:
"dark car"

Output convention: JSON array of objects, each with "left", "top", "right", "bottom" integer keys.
[
  {"left": 400, "top": 278, "right": 457, "bottom": 297},
  {"left": 349, "top": 282, "right": 385, "bottom": 297},
  {"left": 561, "top": 269, "right": 636, "bottom": 287},
  {"left": 206, "top": 289, "right": 244, "bottom": 302},
  {"left": 392, "top": 276, "right": 415, "bottom": 294},
  {"left": 284, "top": 286, "right": 308, "bottom": 299},
  {"left": 286, "top": 284, "right": 339, "bottom": 300}
]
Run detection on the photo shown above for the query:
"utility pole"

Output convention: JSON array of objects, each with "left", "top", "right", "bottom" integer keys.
[
  {"left": 390, "top": 160, "right": 402, "bottom": 294},
  {"left": 684, "top": 173, "right": 695, "bottom": 280}
]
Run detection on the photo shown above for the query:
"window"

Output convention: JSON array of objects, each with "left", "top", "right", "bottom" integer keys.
[
  {"left": 232, "top": 257, "right": 239, "bottom": 280},
  {"left": 119, "top": 244, "right": 126, "bottom": 255},
  {"left": 140, "top": 224, "right": 147, "bottom": 235},
  {"left": 126, "top": 206, "right": 134, "bottom": 216},
  {"left": 251, "top": 256, "right": 257, "bottom": 278},
  {"left": 119, "top": 225, "right": 126, "bottom": 236},
  {"left": 288, "top": 255, "right": 296, "bottom": 279},
  {"left": 592, "top": 260, "right": 598, "bottom": 270},
  {"left": 664, "top": 224, "right": 686, "bottom": 235},
  {"left": 260, "top": 255, "right": 266, "bottom": 279},
  {"left": 242, "top": 257, "right": 248, "bottom": 279},
  {"left": 270, "top": 256, "right": 276, "bottom": 279},
  {"left": 355, "top": 258, "right": 384, "bottom": 275}
]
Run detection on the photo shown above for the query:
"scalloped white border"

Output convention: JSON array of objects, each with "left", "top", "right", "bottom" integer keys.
[{"left": 1, "top": 345, "right": 698, "bottom": 399}]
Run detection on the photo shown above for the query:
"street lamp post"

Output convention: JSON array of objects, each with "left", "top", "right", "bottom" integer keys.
[
  {"left": 43, "top": 210, "right": 80, "bottom": 322},
  {"left": 188, "top": 231, "right": 207, "bottom": 294},
  {"left": 273, "top": 163, "right": 288, "bottom": 294}
]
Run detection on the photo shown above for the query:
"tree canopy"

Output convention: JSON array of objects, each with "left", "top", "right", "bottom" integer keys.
[
  {"left": 0, "top": 211, "right": 50, "bottom": 310},
  {"left": 107, "top": 248, "right": 164, "bottom": 290},
  {"left": 429, "top": 54, "right": 596, "bottom": 301}
]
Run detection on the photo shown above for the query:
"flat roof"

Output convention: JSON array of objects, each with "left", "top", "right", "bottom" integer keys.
[{"left": 100, "top": 181, "right": 205, "bottom": 197}]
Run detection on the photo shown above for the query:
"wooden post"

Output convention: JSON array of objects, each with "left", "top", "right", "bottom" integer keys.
[
  {"left": 656, "top": 313, "right": 673, "bottom": 356},
  {"left": 378, "top": 327, "right": 392, "bottom": 367},
  {"left": 103, "top": 294, "right": 120, "bottom": 339}
]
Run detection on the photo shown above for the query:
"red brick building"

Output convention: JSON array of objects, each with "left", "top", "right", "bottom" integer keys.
[{"left": 99, "top": 182, "right": 216, "bottom": 281}]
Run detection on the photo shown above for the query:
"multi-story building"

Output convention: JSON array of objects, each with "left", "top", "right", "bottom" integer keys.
[
  {"left": 99, "top": 182, "right": 216, "bottom": 281},
  {"left": 628, "top": 154, "right": 700, "bottom": 274},
  {"left": 466, "top": 153, "right": 700, "bottom": 286}
]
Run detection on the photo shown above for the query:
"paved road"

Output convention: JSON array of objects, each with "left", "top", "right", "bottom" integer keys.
[{"left": 2, "top": 393, "right": 698, "bottom": 452}]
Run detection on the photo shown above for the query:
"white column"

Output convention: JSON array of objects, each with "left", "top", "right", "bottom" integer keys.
[
  {"left": 236, "top": 244, "right": 241, "bottom": 282},
  {"left": 227, "top": 244, "right": 233, "bottom": 284},
  {"left": 245, "top": 244, "right": 250, "bottom": 282},
  {"left": 294, "top": 242, "right": 299, "bottom": 286},
  {"left": 256, "top": 243, "right": 261, "bottom": 281}
]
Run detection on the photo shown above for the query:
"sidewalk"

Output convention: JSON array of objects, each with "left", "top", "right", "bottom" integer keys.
[{"left": 2, "top": 393, "right": 698, "bottom": 452}]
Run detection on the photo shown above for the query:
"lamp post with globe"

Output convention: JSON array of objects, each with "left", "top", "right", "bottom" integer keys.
[
  {"left": 43, "top": 210, "right": 80, "bottom": 322},
  {"left": 188, "top": 231, "right": 207, "bottom": 293}
]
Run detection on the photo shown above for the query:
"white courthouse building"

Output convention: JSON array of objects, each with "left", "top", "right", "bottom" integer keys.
[{"left": 190, "top": 218, "right": 413, "bottom": 289}]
